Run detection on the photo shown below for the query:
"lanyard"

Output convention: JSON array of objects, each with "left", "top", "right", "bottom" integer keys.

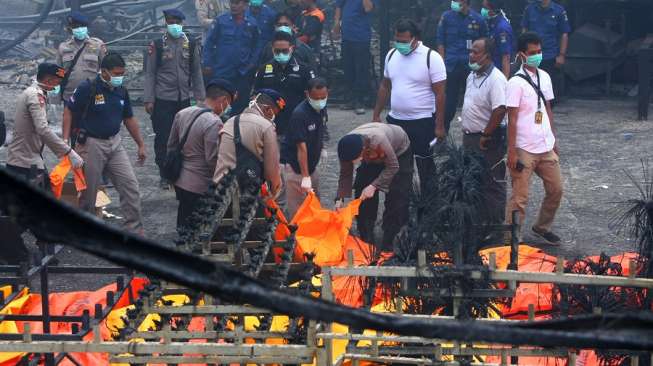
[
  {"left": 473, "top": 65, "right": 494, "bottom": 89},
  {"left": 519, "top": 67, "right": 544, "bottom": 110}
]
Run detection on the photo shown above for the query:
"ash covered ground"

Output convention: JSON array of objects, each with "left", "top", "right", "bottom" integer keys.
[{"left": 0, "top": 79, "right": 650, "bottom": 290}]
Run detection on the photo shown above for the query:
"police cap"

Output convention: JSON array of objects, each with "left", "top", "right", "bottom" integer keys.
[
  {"left": 68, "top": 11, "right": 89, "bottom": 26},
  {"left": 207, "top": 78, "right": 236, "bottom": 100},
  {"left": 37, "top": 63, "right": 66, "bottom": 79},
  {"left": 256, "top": 89, "right": 286, "bottom": 111},
  {"left": 163, "top": 9, "right": 186, "bottom": 21}
]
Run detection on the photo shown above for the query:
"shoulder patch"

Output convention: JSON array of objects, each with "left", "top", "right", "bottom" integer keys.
[
  {"left": 500, "top": 32, "right": 508, "bottom": 43},
  {"left": 38, "top": 94, "right": 46, "bottom": 108},
  {"left": 265, "top": 64, "right": 274, "bottom": 74}
]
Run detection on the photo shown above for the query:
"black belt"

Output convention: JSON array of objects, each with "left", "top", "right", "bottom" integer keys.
[{"left": 86, "top": 132, "right": 113, "bottom": 140}]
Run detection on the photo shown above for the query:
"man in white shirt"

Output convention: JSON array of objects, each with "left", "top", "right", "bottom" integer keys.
[
  {"left": 506, "top": 32, "right": 563, "bottom": 244},
  {"left": 372, "top": 18, "right": 447, "bottom": 195},
  {"left": 461, "top": 37, "right": 507, "bottom": 224}
]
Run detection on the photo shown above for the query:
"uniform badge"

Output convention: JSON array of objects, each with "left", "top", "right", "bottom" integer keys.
[
  {"left": 95, "top": 94, "right": 105, "bottom": 105},
  {"left": 293, "top": 64, "right": 299, "bottom": 72},
  {"left": 309, "top": 70, "right": 316, "bottom": 78},
  {"left": 38, "top": 94, "right": 46, "bottom": 108},
  {"left": 500, "top": 32, "right": 508, "bottom": 43},
  {"left": 265, "top": 64, "right": 274, "bottom": 74},
  {"left": 468, "top": 24, "right": 473, "bottom": 29}
]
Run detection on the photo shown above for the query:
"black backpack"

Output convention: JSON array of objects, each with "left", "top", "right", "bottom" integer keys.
[{"left": 162, "top": 108, "right": 212, "bottom": 182}]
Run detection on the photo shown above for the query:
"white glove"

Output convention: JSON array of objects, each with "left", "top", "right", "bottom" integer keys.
[
  {"left": 334, "top": 198, "right": 343, "bottom": 210},
  {"left": 360, "top": 184, "right": 377, "bottom": 201},
  {"left": 321, "top": 149, "right": 328, "bottom": 160},
  {"left": 68, "top": 149, "right": 84, "bottom": 169},
  {"left": 300, "top": 176, "right": 313, "bottom": 193}
]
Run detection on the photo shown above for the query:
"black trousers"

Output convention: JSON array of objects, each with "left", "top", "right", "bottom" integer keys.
[
  {"left": 540, "top": 59, "right": 563, "bottom": 105},
  {"left": 462, "top": 128, "right": 507, "bottom": 223},
  {"left": 387, "top": 115, "right": 436, "bottom": 197},
  {"left": 151, "top": 98, "right": 191, "bottom": 177},
  {"left": 342, "top": 40, "right": 371, "bottom": 105},
  {"left": 444, "top": 62, "right": 470, "bottom": 132},
  {"left": 354, "top": 149, "right": 413, "bottom": 251},
  {"left": 228, "top": 71, "right": 256, "bottom": 115},
  {"left": 6, "top": 164, "right": 51, "bottom": 191},
  {"left": 174, "top": 185, "right": 204, "bottom": 232}
]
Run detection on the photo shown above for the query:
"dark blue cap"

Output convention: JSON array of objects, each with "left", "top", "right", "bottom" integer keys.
[
  {"left": 207, "top": 78, "right": 237, "bottom": 100},
  {"left": 255, "top": 89, "right": 286, "bottom": 110},
  {"left": 38, "top": 62, "right": 66, "bottom": 79},
  {"left": 338, "top": 134, "right": 364, "bottom": 162},
  {"left": 68, "top": 11, "right": 89, "bottom": 26},
  {"left": 163, "top": 8, "right": 186, "bottom": 21}
]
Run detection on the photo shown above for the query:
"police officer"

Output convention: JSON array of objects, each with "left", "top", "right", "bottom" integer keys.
[
  {"left": 521, "top": 0, "right": 570, "bottom": 99},
  {"left": 481, "top": 0, "right": 513, "bottom": 78},
  {"left": 259, "top": 11, "right": 316, "bottom": 69},
  {"left": 195, "top": 0, "right": 230, "bottom": 31},
  {"left": 437, "top": 0, "right": 488, "bottom": 132},
  {"left": 168, "top": 78, "right": 236, "bottom": 230},
  {"left": 247, "top": 0, "right": 277, "bottom": 45},
  {"left": 144, "top": 9, "right": 205, "bottom": 189},
  {"left": 213, "top": 89, "right": 286, "bottom": 198},
  {"left": 56, "top": 11, "right": 106, "bottom": 102},
  {"left": 254, "top": 31, "right": 315, "bottom": 139},
  {"left": 203, "top": 0, "right": 263, "bottom": 115},
  {"left": 63, "top": 53, "right": 147, "bottom": 234},
  {"left": 7, "top": 63, "right": 83, "bottom": 187}
]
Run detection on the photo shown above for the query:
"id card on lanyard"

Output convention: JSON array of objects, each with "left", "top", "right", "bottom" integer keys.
[{"left": 516, "top": 68, "right": 545, "bottom": 125}]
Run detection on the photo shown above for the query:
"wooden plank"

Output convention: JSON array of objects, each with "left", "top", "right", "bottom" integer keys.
[
  {"left": 110, "top": 356, "right": 314, "bottom": 364},
  {"left": 128, "top": 331, "right": 295, "bottom": 340},
  {"left": 150, "top": 305, "right": 272, "bottom": 315}
]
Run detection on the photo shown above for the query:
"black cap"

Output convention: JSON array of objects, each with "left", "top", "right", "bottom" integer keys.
[
  {"left": 338, "top": 134, "right": 364, "bottom": 162},
  {"left": 255, "top": 89, "right": 286, "bottom": 110},
  {"left": 163, "top": 8, "right": 186, "bottom": 21},
  {"left": 68, "top": 11, "right": 89, "bottom": 26},
  {"left": 207, "top": 78, "right": 236, "bottom": 100},
  {"left": 38, "top": 63, "right": 66, "bottom": 79}
]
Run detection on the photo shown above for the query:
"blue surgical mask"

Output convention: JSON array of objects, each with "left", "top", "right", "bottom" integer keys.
[
  {"left": 524, "top": 52, "right": 543, "bottom": 68},
  {"left": 394, "top": 39, "right": 414, "bottom": 56},
  {"left": 250, "top": 0, "right": 264, "bottom": 6},
  {"left": 308, "top": 97, "right": 327, "bottom": 111},
  {"left": 43, "top": 84, "right": 60, "bottom": 98},
  {"left": 274, "top": 52, "right": 291, "bottom": 64},
  {"left": 110, "top": 76, "right": 124, "bottom": 87},
  {"left": 167, "top": 23, "right": 183, "bottom": 38},
  {"left": 451, "top": 0, "right": 462, "bottom": 12},
  {"left": 72, "top": 26, "right": 88, "bottom": 40},
  {"left": 480, "top": 7, "right": 490, "bottom": 18},
  {"left": 276, "top": 25, "right": 293, "bottom": 35},
  {"left": 468, "top": 62, "right": 481, "bottom": 71},
  {"left": 221, "top": 104, "right": 232, "bottom": 118}
]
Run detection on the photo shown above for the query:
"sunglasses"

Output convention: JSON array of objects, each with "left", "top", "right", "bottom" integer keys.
[{"left": 273, "top": 48, "right": 291, "bottom": 55}]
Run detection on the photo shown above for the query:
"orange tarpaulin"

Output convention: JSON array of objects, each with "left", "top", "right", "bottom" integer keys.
[
  {"left": 291, "top": 192, "right": 362, "bottom": 267},
  {"left": 49, "top": 156, "right": 86, "bottom": 199}
]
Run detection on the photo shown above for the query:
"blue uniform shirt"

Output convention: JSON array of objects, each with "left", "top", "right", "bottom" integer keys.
[
  {"left": 202, "top": 13, "right": 262, "bottom": 80},
  {"left": 335, "top": 0, "right": 378, "bottom": 43},
  {"left": 247, "top": 4, "right": 277, "bottom": 45},
  {"left": 488, "top": 14, "right": 513, "bottom": 68},
  {"left": 67, "top": 76, "right": 133, "bottom": 139},
  {"left": 521, "top": 1, "right": 571, "bottom": 60},
  {"left": 281, "top": 100, "right": 328, "bottom": 175},
  {"left": 437, "top": 9, "right": 488, "bottom": 70}
]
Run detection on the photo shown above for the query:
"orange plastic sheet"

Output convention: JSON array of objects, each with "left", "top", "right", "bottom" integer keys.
[
  {"left": 49, "top": 156, "right": 86, "bottom": 199},
  {"left": 0, "top": 278, "right": 148, "bottom": 366},
  {"left": 291, "top": 192, "right": 362, "bottom": 267}
]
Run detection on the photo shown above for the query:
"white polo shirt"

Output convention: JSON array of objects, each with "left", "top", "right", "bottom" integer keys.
[
  {"left": 461, "top": 65, "right": 507, "bottom": 133},
  {"left": 384, "top": 42, "right": 447, "bottom": 120},
  {"left": 506, "top": 67, "right": 555, "bottom": 154}
]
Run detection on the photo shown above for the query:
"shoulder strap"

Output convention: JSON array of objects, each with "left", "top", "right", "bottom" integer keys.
[
  {"left": 179, "top": 108, "right": 212, "bottom": 149},
  {"left": 60, "top": 42, "right": 88, "bottom": 101},
  {"left": 387, "top": 48, "right": 397, "bottom": 63},
  {"left": 515, "top": 73, "right": 546, "bottom": 104},
  {"left": 233, "top": 114, "right": 242, "bottom": 146},
  {"left": 427, "top": 48, "right": 433, "bottom": 70}
]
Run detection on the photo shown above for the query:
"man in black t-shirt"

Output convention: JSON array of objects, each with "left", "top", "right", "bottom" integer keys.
[{"left": 279, "top": 77, "right": 329, "bottom": 218}]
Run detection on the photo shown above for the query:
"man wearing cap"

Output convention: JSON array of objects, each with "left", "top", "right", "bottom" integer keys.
[
  {"left": 168, "top": 78, "right": 236, "bottom": 230},
  {"left": 482, "top": 0, "right": 513, "bottom": 78},
  {"left": 203, "top": 0, "right": 263, "bottom": 115},
  {"left": 63, "top": 52, "right": 147, "bottom": 234},
  {"left": 7, "top": 63, "right": 84, "bottom": 188},
  {"left": 278, "top": 77, "right": 328, "bottom": 219},
  {"left": 196, "top": 0, "right": 230, "bottom": 31},
  {"left": 247, "top": 0, "right": 277, "bottom": 46},
  {"left": 254, "top": 31, "right": 315, "bottom": 140},
  {"left": 335, "top": 123, "right": 412, "bottom": 252},
  {"left": 57, "top": 11, "right": 106, "bottom": 103},
  {"left": 144, "top": 8, "right": 205, "bottom": 189},
  {"left": 213, "top": 89, "right": 285, "bottom": 197}
]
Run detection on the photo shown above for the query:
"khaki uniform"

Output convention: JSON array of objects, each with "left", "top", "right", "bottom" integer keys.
[
  {"left": 195, "top": 0, "right": 230, "bottom": 30},
  {"left": 213, "top": 107, "right": 281, "bottom": 191},
  {"left": 56, "top": 37, "right": 106, "bottom": 101},
  {"left": 8, "top": 83, "right": 70, "bottom": 170}
]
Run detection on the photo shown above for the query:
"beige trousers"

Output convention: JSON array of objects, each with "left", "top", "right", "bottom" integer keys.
[
  {"left": 278, "top": 164, "right": 320, "bottom": 220},
  {"left": 506, "top": 148, "right": 563, "bottom": 232}
]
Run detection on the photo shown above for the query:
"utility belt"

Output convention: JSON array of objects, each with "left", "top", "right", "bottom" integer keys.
[{"left": 73, "top": 128, "right": 113, "bottom": 146}]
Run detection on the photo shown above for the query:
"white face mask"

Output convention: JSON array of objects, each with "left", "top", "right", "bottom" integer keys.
[{"left": 249, "top": 95, "right": 276, "bottom": 123}]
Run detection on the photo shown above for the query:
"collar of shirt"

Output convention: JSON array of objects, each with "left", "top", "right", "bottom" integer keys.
[{"left": 31, "top": 82, "right": 45, "bottom": 96}]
